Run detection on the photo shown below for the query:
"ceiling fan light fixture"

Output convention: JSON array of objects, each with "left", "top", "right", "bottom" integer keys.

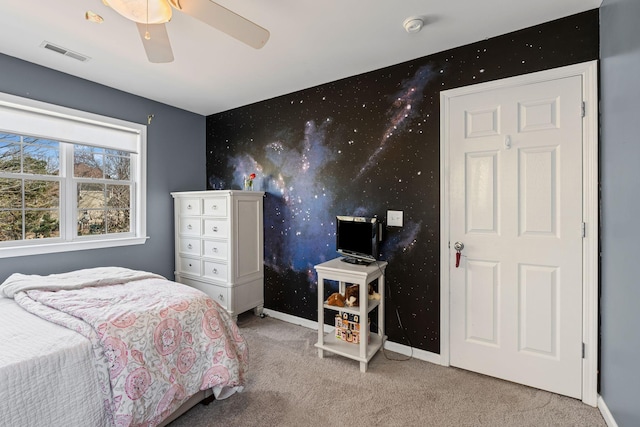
[
  {"left": 403, "top": 16, "right": 424, "bottom": 33},
  {"left": 104, "top": 0, "right": 172, "bottom": 24}
]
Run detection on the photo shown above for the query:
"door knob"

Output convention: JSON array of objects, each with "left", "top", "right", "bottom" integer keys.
[{"left": 454, "top": 241, "right": 464, "bottom": 268}]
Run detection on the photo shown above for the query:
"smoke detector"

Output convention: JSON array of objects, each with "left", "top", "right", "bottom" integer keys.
[{"left": 403, "top": 17, "right": 424, "bottom": 33}]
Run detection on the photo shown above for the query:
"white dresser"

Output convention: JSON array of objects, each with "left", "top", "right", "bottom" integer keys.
[{"left": 171, "top": 190, "right": 264, "bottom": 320}]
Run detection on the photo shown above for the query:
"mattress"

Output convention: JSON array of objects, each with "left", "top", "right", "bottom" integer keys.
[{"left": 0, "top": 297, "right": 107, "bottom": 427}]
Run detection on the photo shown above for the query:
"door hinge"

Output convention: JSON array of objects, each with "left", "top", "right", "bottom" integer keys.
[
  {"left": 582, "top": 342, "right": 586, "bottom": 358},
  {"left": 581, "top": 101, "right": 586, "bottom": 118},
  {"left": 581, "top": 222, "right": 586, "bottom": 238}
]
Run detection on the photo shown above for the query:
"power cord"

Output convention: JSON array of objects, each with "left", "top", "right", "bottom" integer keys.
[{"left": 369, "top": 260, "right": 413, "bottom": 362}]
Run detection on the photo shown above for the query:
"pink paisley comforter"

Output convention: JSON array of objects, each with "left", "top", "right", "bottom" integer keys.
[{"left": 0, "top": 267, "right": 248, "bottom": 427}]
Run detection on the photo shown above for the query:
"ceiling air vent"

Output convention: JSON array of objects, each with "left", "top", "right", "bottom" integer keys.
[{"left": 40, "top": 41, "right": 90, "bottom": 62}]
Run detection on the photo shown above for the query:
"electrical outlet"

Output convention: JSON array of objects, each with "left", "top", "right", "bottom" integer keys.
[{"left": 387, "top": 210, "right": 403, "bottom": 227}]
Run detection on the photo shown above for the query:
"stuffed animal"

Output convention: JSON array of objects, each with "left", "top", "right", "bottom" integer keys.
[
  {"left": 345, "top": 284, "right": 359, "bottom": 307},
  {"left": 327, "top": 292, "right": 345, "bottom": 307},
  {"left": 368, "top": 284, "right": 381, "bottom": 300}
]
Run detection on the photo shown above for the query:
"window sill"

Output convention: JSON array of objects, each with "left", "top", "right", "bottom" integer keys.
[{"left": 0, "top": 236, "right": 149, "bottom": 258}]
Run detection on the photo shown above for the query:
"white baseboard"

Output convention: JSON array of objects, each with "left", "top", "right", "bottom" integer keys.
[
  {"left": 263, "top": 308, "right": 320, "bottom": 329},
  {"left": 383, "top": 339, "right": 442, "bottom": 365},
  {"left": 262, "top": 308, "right": 442, "bottom": 365},
  {"left": 598, "top": 395, "right": 619, "bottom": 427}
]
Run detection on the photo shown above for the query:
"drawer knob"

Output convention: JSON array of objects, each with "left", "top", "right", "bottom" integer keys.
[
  {"left": 187, "top": 204, "right": 192, "bottom": 210},
  {"left": 212, "top": 226, "right": 218, "bottom": 232},
  {"left": 212, "top": 205, "right": 218, "bottom": 210},
  {"left": 187, "top": 224, "right": 192, "bottom": 230},
  {"left": 212, "top": 247, "right": 218, "bottom": 253},
  {"left": 188, "top": 263, "right": 192, "bottom": 267},
  {"left": 218, "top": 294, "right": 224, "bottom": 301},
  {"left": 187, "top": 244, "right": 193, "bottom": 249},
  {"left": 212, "top": 268, "right": 218, "bottom": 274}
]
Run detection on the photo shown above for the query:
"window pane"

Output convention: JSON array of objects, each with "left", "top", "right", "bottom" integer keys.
[
  {"left": 105, "top": 148, "right": 129, "bottom": 156},
  {"left": 77, "top": 209, "right": 105, "bottom": 236},
  {"left": 74, "top": 146, "right": 104, "bottom": 178},
  {"left": 25, "top": 210, "right": 60, "bottom": 239},
  {"left": 24, "top": 180, "right": 59, "bottom": 209},
  {"left": 0, "top": 133, "right": 20, "bottom": 143},
  {"left": 0, "top": 210, "right": 22, "bottom": 241},
  {"left": 23, "top": 140, "right": 60, "bottom": 175},
  {"left": 0, "top": 178, "right": 22, "bottom": 209},
  {"left": 104, "top": 154, "right": 130, "bottom": 180},
  {"left": 78, "top": 183, "right": 105, "bottom": 209},
  {"left": 107, "top": 184, "right": 130, "bottom": 208},
  {"left": 0, "top": 139, "right": 21, "bottom": 173},
  {"left": 107, "top": 210, "right": 130, "bottom": 233}
]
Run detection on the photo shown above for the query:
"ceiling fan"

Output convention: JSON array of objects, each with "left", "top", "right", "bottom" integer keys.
[{"left": 101, "top": 0, "right": 270, "bottom": 63}]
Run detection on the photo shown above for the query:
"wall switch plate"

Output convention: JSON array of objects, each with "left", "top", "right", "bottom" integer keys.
[{"left": 387, "top": 210, "right": 403, "bottom": 227}]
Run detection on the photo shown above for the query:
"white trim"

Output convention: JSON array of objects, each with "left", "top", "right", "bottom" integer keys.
[
  {"left": 598, "top": 396, "right": 619, "bottom": 427},
  {"left": 263, "top": 308, "right": 320, "bottom": 330},
  {"left": 263, "top": 308, "right": 442, "bottom": 365},
  {"left": 0, "top": 236, "right": 149, "bottom": 258},
  {"left": 580, "top": 61, "right": 600, "bottom": 408},
  {"left": 439, "top": 61, "right": 599, "bottom": 406},
  {"left": 383, "top": 340, "right": 442, "bottom": 365}
]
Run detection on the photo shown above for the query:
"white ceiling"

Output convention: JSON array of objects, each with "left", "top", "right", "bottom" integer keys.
[{"left": 0, "top": 0, "right": 601, "bottom": 116}]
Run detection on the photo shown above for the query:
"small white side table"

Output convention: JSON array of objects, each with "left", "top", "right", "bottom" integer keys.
[{"left": 314, "top": 257, "right": 387, "bottom": 372}]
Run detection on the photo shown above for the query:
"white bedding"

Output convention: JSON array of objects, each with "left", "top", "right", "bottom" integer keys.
[{"left": 0, "top": 297, "right": 107, "bottom": 427}]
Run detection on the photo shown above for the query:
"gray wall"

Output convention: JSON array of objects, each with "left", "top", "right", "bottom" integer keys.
[
  {"left": 0, "top": 53, "right": 206, "bottom": 281},
  {"left": 600, "top": 0, "right": 640, "bottom": 424}
]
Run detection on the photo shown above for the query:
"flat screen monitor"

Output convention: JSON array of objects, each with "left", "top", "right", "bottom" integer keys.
[{"left": 336, "top": 215, "right": 380, "bottom": 265}]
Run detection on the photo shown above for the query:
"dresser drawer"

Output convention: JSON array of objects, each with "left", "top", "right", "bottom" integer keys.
[
  {"left": 179, "top": 217, "right": 201, "bottom": 235},
  {"left": 180, "top": 198, "right": 201, "bottom": 216},
  {"left": 178, "top": 257, "right": 201, "bottom": 276},
  {"left": 179, "top": 237, "right": 200, "bottom": 256},
  {"left": 203, "top": 219, "right": 228, "bottom": 238},
  {"left": 203, "top": 260, "right": 228, "bottom": 282},
  {"left": 176, "top": 277, "right": 229, "bottom": 310},
  {"left": 203, "top": 197, "right": 228, "bottom": 217},
  {"left": 203, "top": 239, "right": 228, "bottom": 260},
  {"left": 207, "top": 283, "right": 229, "bottom": 308}
]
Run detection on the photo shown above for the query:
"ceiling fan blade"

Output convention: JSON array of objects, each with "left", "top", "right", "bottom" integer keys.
[
  {"left": 169, "top": 0, "right": 270, "bottom": 49},
  {"left": 136, "top": 23, "right": 175, "bottom": 63}
]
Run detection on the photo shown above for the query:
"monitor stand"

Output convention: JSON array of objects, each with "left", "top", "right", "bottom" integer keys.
[{"left": 341, "top": 257, "right": 372, "bottom": 266}]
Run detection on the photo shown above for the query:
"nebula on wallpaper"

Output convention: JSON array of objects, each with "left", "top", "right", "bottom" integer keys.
[
  {"left": 224, "top": 62, "right": 444, "bottom": 290},
  {"left": 356, "top": 65, "right": 437, "bottom": 180},
  {"left": 381, "top": 221, "right": 421, "bottom": 261},
  {"left": 228, "top": 112, "right": 420, "bottom": 287},
  {"left": 230, "top": 118, "right": 342, "bottom": 281}
]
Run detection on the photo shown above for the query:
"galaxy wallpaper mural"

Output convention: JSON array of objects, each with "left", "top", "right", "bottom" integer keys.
[{"left": 206, "top": 10, "right": 598, "bottom": 354}]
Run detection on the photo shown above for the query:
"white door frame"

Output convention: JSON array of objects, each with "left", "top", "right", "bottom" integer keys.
[{"left": 439, "top": 61, "right": 599, "bottom": 406}]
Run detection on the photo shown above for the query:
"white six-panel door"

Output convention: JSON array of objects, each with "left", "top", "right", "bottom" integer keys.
[{"left": 447, "top": 75, "right": 584, "bottom": 398}]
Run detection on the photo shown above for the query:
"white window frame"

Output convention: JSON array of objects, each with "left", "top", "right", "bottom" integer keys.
[{"left": 0, "top": 92, "right": 147, "bottom": 258}]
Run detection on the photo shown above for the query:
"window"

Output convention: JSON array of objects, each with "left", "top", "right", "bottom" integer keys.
[{"left": 0, "top": 92, "right": 147, "bottom": 258}]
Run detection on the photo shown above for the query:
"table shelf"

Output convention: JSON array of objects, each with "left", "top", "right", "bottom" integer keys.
[
  {"left": 314, "top": 330, "right": 385, "bottom": 362},
  {"left": 315, "top": 257, "right": 388, "bottom": 372},
  {"left": 323, "top": 298, "right": 380, "bottom": 315}
]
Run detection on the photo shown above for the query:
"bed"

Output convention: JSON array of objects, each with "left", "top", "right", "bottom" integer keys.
[{"left": 0, "top": 267, "right": 248, "bottom": 427}]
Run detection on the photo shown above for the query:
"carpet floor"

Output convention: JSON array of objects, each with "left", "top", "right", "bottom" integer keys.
[{"left": 169, "top": 313, "right": 606, "bottom": 427}]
